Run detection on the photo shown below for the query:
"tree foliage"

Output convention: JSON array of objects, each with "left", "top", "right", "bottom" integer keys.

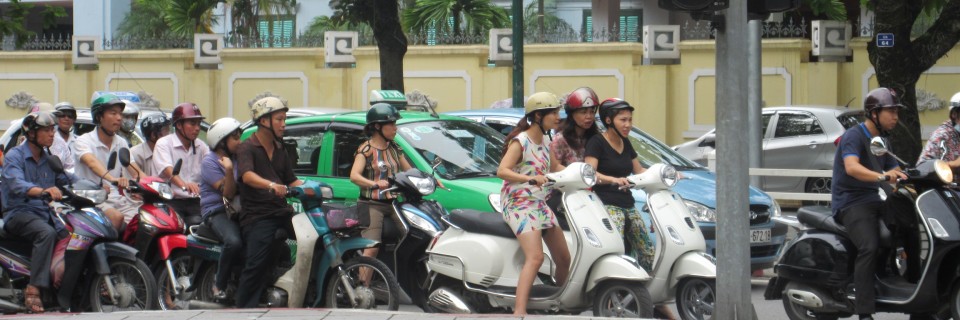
[
  {"left": 164, "top": 0, "right": 220, "bottom": 37},
  {"left": 331, "top": 0, "right": 408, "bottom": 92},
  {"left": 0, "top": 0, "right": 68, "bottom": 49},
  {"left": 402, "top": 0, "right": 510, "bottom": 36}
]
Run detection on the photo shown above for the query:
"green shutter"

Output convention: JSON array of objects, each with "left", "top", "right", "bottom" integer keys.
[{"left": 585, "top": 15, "right": 592, "bottom": 42}]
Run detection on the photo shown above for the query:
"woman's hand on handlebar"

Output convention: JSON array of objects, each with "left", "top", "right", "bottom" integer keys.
[
  {"left": 373, "top": 180, "right": 390, "bottom": 190},
  {"left": 610, "top": 177, "right": 631, "bottom": 187},
  {"left": 268, "top": 183, "right": 287, "bottom": 197},
  {"left": 527, "top": 175, "right": 549, "bottom": 187}
]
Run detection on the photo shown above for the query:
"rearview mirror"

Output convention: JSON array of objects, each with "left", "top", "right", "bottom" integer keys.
[
  {"left": 118, "top": 148, "right": 131, "bottom": 167},
  {"left": 869, "top": 137, "right": 888, "bottom": 156},
  {"left": 172, "top": 159, "right": 183, "bottom": 176},
  {"left": 106, "top": 151, "right": 118, "bottom": 171},
  {"left": 48, "top": 155, "right": 64, "bottom": 174}
]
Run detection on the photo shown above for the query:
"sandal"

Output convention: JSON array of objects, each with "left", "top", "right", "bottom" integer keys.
[{"left": 23, "top": 286, "right": 44, "bottom": 313}]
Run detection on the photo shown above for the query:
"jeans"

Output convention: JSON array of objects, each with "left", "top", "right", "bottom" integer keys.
[
  {"left": 839, "top": 202, "right": 883, "bottom": 315},
  {"left": 205, "top": 209, "right": 242, "bottom": 291},
  {"left": 167, "top": 198, "right": 202, "bottom": 227},
  {"left": 234, "top": 217, "right": 286, "bottom": 308}
]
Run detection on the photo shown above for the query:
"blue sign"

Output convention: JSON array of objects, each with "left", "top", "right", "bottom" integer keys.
[{"left": 877, "top": 33, "right": 894, "bottom": 48}]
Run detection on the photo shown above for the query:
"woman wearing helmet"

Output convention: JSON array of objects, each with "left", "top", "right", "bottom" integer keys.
[
  {"left": 2, "top": 111, "right": 79, "bottom": 313},
  {"left": 349, "top": 103, "right": 413, "bottom": 278},
  {"left": 234, "top": 96, "right": 302, "bottom": 308},
  {"left": 918, "top": 91, "right": 960, "bottom": 177},
  {"left": 546, "top": 87, "right": 601, "bottom": 222},
  {"left": 199, "top": 117, "right": 244, "bottom": 301},
  {"left": 129, "top": 113, "right": 171, "bottom": 178},
  {"left": 497, "top": 92, "right": 570, "bottom": 316}
]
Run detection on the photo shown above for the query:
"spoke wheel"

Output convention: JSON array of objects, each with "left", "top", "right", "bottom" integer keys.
[
  {"left": 324, "top": 256, "right": 400, "bottom": 311},
  {"left": 156, "top": 252, "right": 196, "bottom": 310},
  {"left": 592, "top": 282, "right": 653, "bottom": 318},
  {"left": 89, "top": 258, "right": 157, "bottom": 312}
]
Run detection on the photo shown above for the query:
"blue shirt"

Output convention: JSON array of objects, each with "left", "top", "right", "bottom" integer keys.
[
  {"left": 831, "top": 123, "right": 898, "bottom": 215},
  {"left": 200, "top": 152, "right": 234, "bottom": 218},
  {"left": 1, "top": 143, "right": 78, "bottom": 232}
]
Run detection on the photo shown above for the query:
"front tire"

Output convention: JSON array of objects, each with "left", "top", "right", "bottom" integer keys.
[
  {"left": 803, "top": 177, "right": 831, "bottom": 206},
  {"left": 949, "top": 280, "right": 960, "bottom": 320},
  {"left": 89, "top": 258, "right": 157, "bottom": 311},
  {"left": 782, "top": 281, "right": 838, "bottom": 320},
  {"left": 592, "top": 281, "right": 653, "bottom": 318},
  {"left": 155, "top": 252, "right": 196, "bottom": 310},
  {"left": 676, "top": 277, "right": 716, "bottom": 320},
  {"left": 324, "top": 256, "right": 401, "bottom": 310}
]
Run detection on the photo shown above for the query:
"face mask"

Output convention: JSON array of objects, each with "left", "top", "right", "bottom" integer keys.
[
  {"left": 122, "top": 119, "right": 136, "bottom": 132},
  {"left": 954, "top": 124, "right": 960, "bottom": 133}
]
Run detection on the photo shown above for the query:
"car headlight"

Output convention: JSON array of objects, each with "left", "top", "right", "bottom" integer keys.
[
  {"left": 408, "top": 176, "right": 436, "bottom": 195},
  {"left": 488, "top": 194, "right": 502, "bottom": 213},
  {"left": 403, "top": 210, "right": 441, "bottom": 237},
  {"left": 580, "top": 163, "right": 597, "bottom": 187},
  {"left": 75, "top": 189, "right": 108, "bottom": 205},
  {"left": 684, "top": 200, "right": 716, "bottom": 222},
  {"left": 150, "top": 181, "right": 173, "bottom": 200},
  {"left": 771, "top": 199, "right": 782, "bottom": 218},
  {"left": 660, "top": 165, "right": 678, "bottom": 187}
]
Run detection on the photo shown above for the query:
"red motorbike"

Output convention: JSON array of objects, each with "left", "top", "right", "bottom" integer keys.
[{"left": 116, "top": 149, "right": 190, "bottom": 310}]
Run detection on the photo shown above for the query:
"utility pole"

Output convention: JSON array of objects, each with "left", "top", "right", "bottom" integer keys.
[
  {"left": 748, "top": 19, "right": 762, "bottom": 188},
  {"left": 512, "top": 0, "right": 524, "bottom": 108}
]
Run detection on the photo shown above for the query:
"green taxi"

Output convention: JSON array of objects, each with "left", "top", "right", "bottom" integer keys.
[{"left": 241, "top": 110, "right": 507, "bottom": 212}]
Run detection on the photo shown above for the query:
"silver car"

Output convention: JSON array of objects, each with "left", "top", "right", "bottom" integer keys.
[{"left": 673, "top": 106, "right": 863, "bottom": 194}]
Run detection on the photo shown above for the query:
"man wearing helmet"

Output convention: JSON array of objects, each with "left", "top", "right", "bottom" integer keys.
[
  {"left": 130, "top": 113, "right": 171, "bottom": 178},
  {"left": 2, "top": 112, "right": 80, "bottom": 313},
  {"left": 118, "top": 100, "right": 141, "bottom": 147},
  {"left": 200, "top": 117, "right": 244, "bottom": 301},
  {"left": 74, "top": 94, "right": 142, "bottom": 231},
  {"left": 831, "top": 88, "right": 909, "bottom": 320},
  {"left": 24, "top": 103, "right": 74, "bottom": 172},
  {"left": 53, "top": 102, "right": 78, "bottom": 171},
  {"left": 234, "top": 96, "right": 302, "bottom": 308},
  {"left": 917, "top": 92, "right": 960, "bottom": 177},
  {"left": 152, "top": 103, "right": 209, "bottom": 226}
]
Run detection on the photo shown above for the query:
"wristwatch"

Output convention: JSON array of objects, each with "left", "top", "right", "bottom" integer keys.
[
  {"left": 876, "top": 174, "right": 886, "bottom": 182},
  {"left": 268, "top": 182, "right": 276, "bottom": 190}
]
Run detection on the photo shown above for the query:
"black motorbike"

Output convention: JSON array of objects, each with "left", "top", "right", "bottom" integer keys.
[{"left": 765, "top": 137, "right": 960, "bottom": 319}]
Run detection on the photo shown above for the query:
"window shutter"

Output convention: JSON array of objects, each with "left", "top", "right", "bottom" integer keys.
[{"left": 585, "top": 15, "right": 592, "bottom": 42}]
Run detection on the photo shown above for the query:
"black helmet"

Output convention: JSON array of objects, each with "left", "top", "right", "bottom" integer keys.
[
  {"left": 90, "top": 94, "right": 125, "bottom": 125},
  {"left": 598, "top": 98, "right": 635, "bottom": 128},
  {"left": 366, "top": 103, "right": 402, "bottom": 124},
  {"left": 139, "top": 113, "right": 171, "bottom": 142},
  {"left": 863, "top": 88, "right": 905, "bottom": 114}
]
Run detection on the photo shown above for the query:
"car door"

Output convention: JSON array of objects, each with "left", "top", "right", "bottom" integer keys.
[
  {"left": 320, "top": 123, "right": 366, "bottom": 204},
  {"left": 762, "top": 111, "right": 829, "bottom": 192}
]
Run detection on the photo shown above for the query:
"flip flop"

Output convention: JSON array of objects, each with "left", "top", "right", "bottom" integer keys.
[{"left": 23, "top": 286, "right": 43, "bottom": 313}]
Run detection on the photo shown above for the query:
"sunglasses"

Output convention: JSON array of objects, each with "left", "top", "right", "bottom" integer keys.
[{"left": 57, "top": 113, "right": 77, "bottom": 120}]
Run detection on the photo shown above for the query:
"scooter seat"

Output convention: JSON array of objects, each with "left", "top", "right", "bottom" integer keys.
[
  {"left": 797, "top": 206, "right": 847, "bottom": 236},
  {"left": 448, "top": 209, "right": 515, "bottom": 239},
  {"left": 192, "top": 222, "right": 222, "bottom": 244},
  {"left": 0, "top": 219, "right": 8, "bottom": 239}
]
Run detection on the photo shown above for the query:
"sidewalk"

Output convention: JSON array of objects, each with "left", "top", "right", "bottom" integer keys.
[{"left": 0, "top": 308, "right": 602, "bottom": 320}]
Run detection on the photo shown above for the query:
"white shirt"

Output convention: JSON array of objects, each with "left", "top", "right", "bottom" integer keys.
[
  {"left": 53, "top": 131, "right": 76, "bottom": 171},
  {"left": 130, "top": 143, "right": 156, "bottom": 178},
  {"left": 74, "top": 131, "right": 132, "bottom": 193},
  {"left": 152, "top": 133, "right": 209, "bottom": 199}
]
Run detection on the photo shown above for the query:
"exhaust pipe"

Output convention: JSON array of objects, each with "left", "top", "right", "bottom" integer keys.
[
  {"left": 427, "top": 288, "right": 472, "bottom": 314},
  {"left": 0, "top": 299, "right": 23, "bottom": 312},
  {"left": 785, "top": 288, "right": 825, "bottom": 309},
  {"left": 188, "top": 300, "right": 230, "bottom": 310}
]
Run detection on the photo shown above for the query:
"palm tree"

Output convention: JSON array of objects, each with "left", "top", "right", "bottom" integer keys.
[
  {"left": 402, "top": 0, "right": 510, "bottom": 38},
  {"left": 228, "top": 0, "right": 297, "bottom": 44},
  {"left": 523, "top": 1, "right": 573, "bottom": 42},
  {"left": 304, "top": 15, "right": 372, "bottom": 38},
  {"left": 164, "top": 0, "right": 220, "bottom": 37}
]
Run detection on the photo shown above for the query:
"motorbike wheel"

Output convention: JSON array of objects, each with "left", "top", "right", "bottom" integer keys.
[
  {"left": 950, "top": 280, "right": 960, "bottom": 320},
  {"left": 592, "top": 282, "right": 653, "bottom": 318},
  {"left": 782, "top": 281, "right": 838, "bottom": 320},
  {"left": 324, "top": 256, "right": 400, "bottom": 311},
  {"left": 88, "top": 258, "right": 158, "bottom": 312},
  {"left": 676, "top": 277, "right": 716, "bottom": 320},
  {"left": 155, "top": 252, "right": 196, "bottom": 310}
]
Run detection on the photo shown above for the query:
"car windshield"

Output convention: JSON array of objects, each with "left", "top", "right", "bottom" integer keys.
[
  {"left": 397, "top": 120, "right": 505, "bottom": 180},
  {"left": 621, "top": 127, "right": 703, "bottom": 169}
]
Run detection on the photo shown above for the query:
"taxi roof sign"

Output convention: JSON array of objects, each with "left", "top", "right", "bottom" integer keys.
[
  {"left": 92, "top": 91, "right": 140, "bottom": 103},
  {"left": 369, "top": 90, "right": 407, "bottom": 105}
]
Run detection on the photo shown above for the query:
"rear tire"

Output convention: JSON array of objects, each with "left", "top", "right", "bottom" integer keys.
[
  {"left": 781, "top": 281, "right": 838, "bottom": 320},
  {"left": 89, "top": 258, "right": 157, "bottom": 311},
  {"left": 676, "top": 277, "right": 716, "bottom": 320},
  {"left": 324, "top": 256, "right": 400, "bottom": 310},
  {"left": 592, "top": 281, "right": 653, "bottom": 318},
  {"left": 949, "top": 280, "right": 960, "bottom": 320}
]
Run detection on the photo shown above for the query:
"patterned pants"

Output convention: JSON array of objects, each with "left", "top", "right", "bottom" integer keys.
[{"left": 605, "top": 205, "right": 654, "bottom": 272}]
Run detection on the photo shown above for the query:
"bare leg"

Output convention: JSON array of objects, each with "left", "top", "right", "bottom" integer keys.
[
  {"left": 359, "top": 247, "right": 379, "bottom": 286},
  {"left": 103, "top": 208, "right": 124, "bottom": 232},
  {"left": 542, "top": 227, "right": 570, "bottom": 286},
  {"left": 514, "top": 230, "right": 544, "bottom": 316}
]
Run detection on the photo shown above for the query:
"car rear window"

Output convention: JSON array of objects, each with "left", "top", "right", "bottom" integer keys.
[{"left": 837, "top": 112, "right": 863, "bottom": 129}]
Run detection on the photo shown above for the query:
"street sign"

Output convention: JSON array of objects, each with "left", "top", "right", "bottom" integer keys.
[{"left": 877, "top": 33, "right": 894, "bottom": 48}]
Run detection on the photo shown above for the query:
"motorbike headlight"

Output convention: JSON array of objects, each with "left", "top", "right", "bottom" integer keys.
[
  {"left": 75, "top": 189, "right": 107, "bottom": 205},
  {"left": 403, "top": 210, "right": 441, "bottom": 237},
  {"left": 408, "top": 176, "right": 436, "bottom": 195},
  {"left": 150, "top": 182, "right": 173, "bottom": 200},
  {"left": 580, "top": 163, "right": 597, "bottom": 187},
  {"left": 933, "top": 160, "right": 953, "bottom": 184},
  {"left": 660, "top": 165, "right": 678, "bottom": 188},
  {"left": 488, "top": 194, "right": 502, "bottom": 213},
  {"left": 771, "top": 199, "right": 782, "bottom": 218},
  {"left": 684, "top": 200, "right": 716, "bottom": 222}
]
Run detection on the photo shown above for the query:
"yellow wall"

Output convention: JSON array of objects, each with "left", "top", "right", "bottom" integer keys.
[{"left": 2, "top": 38, "right": 958, "bottom": 145}]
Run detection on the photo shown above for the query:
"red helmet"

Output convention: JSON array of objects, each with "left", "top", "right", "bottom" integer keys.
[
  {"left": 172, "top": 102, "right": 205, "bottom": 124},
  {"left": 563, "top": 87, "right": 599, "bottom": 114}
]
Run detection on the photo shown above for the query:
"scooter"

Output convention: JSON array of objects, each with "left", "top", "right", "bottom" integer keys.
[
  {"left": 424, "top": 162, "right": 654, "bottom": 316},
  {"left": 186, "top": 180, "right": 404, "bottom": 309},
  {"left": 624, "top": 164, "right": 716, "bottom": 320},
  {"left": 116, "top": 149, "right": 189, "bottom": 310},
  {"left": 0, "top": 153, "right": 158, "bottom": 312},
  {"left": 766, "top": 136, "right": 960, "bottom": 319}
]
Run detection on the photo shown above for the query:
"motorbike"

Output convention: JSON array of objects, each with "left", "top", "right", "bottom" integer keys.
[
  {"left": 186, "top": 180, "right": 404, "bottom": 309},
  {"left": 766, "top": 136, "right": 960, "bottom": 319},
  {"left": 424, "top": 162, "right": 655, "bottom": 317},
  {"left": 115, "top": 148, "right": 189, "bottom": 310},
  {"left": 0, "top": 153, "right": 157, "bottom": 312}
]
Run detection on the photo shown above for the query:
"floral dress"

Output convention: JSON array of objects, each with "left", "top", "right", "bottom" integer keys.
[{"left": 500, "top": 132, "right": 558, "bottom": 235}]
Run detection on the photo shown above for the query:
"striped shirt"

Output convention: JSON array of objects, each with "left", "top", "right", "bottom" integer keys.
[{"left": 357, "top": 141, "right": 403, "bottom": 200}]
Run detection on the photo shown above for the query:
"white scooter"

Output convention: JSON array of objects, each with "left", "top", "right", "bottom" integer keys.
[
  {"left": 627, "top": 165, "right": 716, "bottom": 320},
  {"left": 425, "top": 162, "right": 654, "bottom": 316}
]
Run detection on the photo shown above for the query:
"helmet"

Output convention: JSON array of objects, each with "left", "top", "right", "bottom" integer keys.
[
  {"left": 598, "top": 98, "right": 635, "bottom": 126},
  {"left": 172, "top": 102, "right": 205, "bottom": 124},
  {"left": 121, "top": 100, "right": 141, "bottom": 117},
  {"left": 91, "top": 94, "right": 125, "bottom": 124},
  {"left": 863, "top": 87, "right": 905, "bottom": 114},
  {"left": 366, "top": 103, "right": 402, "bottom": 124},
  {"left": 250, "top": 97, "right": 288, "bottom": 121},
  {"left": 22, "top": 111, "right": 57, "bottom": 133},
  {"left": 563, "top": 87, "right": 599, "bottom": 114},
  {"left": 524, "top": 92, "right": 561, "bottom": 115},
  {"left": 54, "top": 102, "right": 76, "bottom": 117},
  {"left": 950, "top": 92, "right": 960, "bottom": 111},
  {"left": 29, "top": 102, "right": 58, "bottom": 116},
  {"left": 206, "top": 117, "right": 242, "bottom": 149},
  {"left": 139, "top": 113, "right": 171, "bottom": 142}
]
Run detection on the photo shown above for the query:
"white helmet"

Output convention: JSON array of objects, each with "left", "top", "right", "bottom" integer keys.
[
  {"left": 951, "top": 92, "right": 960, "bottom": 111},
  {"left": 120, "top": 100, "right": 141, "bottom": 133},
  {"left": 206, "top": 117, "right": 242, "bottom": 149}
]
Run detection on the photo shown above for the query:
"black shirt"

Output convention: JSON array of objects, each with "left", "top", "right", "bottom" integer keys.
[
  {"left": 236, "top": 135, "right": 297, "bottom": 227},
  {"left": 585, "top": 134, "right": 638, "bottom": 208}
]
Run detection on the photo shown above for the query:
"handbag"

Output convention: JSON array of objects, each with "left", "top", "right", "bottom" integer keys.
[{"left": 223, "top": 196, "right": 239, "bottom": 221}]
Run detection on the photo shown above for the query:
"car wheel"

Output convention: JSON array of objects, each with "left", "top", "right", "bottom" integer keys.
[{"left": 803, "top": 177, "right": 831, "bottom": 207}]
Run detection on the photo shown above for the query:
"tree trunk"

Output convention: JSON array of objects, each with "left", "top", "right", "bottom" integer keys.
[{"left": 369, "top": 0, "right": 407, "bottom": 92}]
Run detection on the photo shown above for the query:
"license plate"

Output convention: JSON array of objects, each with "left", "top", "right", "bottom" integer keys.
[{"left": 750, "top": 229, "right": 771, "bottom": 243}]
